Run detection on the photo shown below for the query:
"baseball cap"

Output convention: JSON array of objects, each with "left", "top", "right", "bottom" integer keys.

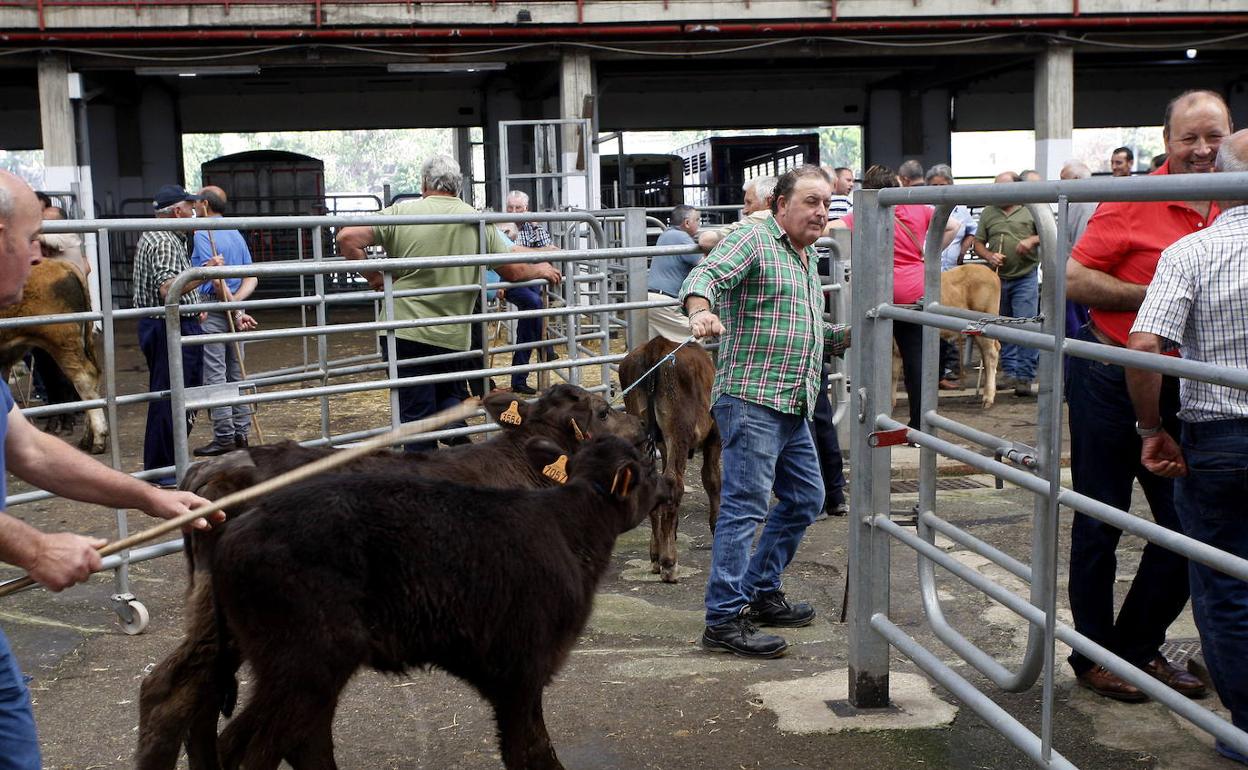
[{"left": 152, "top": 184, "right": 203, "bottom": 211}]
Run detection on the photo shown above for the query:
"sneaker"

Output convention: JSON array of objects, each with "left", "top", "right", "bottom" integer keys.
[
  {"left": 193, "top": 440, "right": 236, "bottom": 457},
  {"left": 749, "top": 590, "right": 816, "bottom": 628},
  {"left": 829, "top": 501, "right": 850, "bottom": 517},
  {"left": 701, "top": 616, "right": 788, "bottom": 658}
]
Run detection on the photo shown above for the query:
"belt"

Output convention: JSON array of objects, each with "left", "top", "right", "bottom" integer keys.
[
  {"left": 650, "top": 289, "right": 678, "bottom": 299},
  {"left": 1087, "top": 321, "right": 1121, "bottom": 347}
]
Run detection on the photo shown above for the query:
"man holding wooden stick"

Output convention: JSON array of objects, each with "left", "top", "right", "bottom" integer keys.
[
  {"left": 0, "top": 170, "right": 217, "bottom": 769},
  {"left": 190, "top": 186, "right": 259, "bottom": 457}
]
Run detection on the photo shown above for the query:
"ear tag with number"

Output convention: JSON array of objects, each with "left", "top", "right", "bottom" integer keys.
[
  {"left": 542, "top": 455, "right": 568, "bottom": 484},
  {"left": 500, "top": 401, "right": 522, "bottom": 425}
]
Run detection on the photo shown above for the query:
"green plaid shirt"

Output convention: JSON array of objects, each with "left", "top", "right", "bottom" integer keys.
[
  {"left": 681, "top": 216, "right": 850, "bottom": 418},
  {"left": 132, "top": 229, "right": 197, "bottom": 310}
]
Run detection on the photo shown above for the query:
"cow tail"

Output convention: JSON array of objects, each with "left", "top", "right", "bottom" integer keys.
[
  {"left": 644, "top": 372, "right": 663, "bottom": 449},
  {"left": 81, "top": 320, "right": 101, "bottom": 372},
  {"left": 211, "top": 577, "right": 241, "bottom": 718}
]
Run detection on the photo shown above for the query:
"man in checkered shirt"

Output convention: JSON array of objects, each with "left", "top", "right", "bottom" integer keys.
[
  {"left": 1127, "top": 129, "right": 1248, "bottom": 766},
  {"left": 131, "top": 184, "right": 222, "bottom": 483},
  {"left": 501, "top": 190, "right": 557, "bottom": 394},
  {"left": 682, "top": 165, "right": 850, "bottom": 659}
]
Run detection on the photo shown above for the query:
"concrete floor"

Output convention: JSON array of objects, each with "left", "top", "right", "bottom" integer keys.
[{"left": 2, "top": 375, "right": 1242, "bottom": 769}]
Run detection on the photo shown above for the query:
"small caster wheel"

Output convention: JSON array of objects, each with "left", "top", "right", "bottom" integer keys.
[{"left": 119, "top": 600, "right": 149, "bottom": 635}]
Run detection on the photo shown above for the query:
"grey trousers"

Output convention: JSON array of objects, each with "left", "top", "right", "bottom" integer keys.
[{"left": 200, "top": 311, "right": 251, "bottom": 443}]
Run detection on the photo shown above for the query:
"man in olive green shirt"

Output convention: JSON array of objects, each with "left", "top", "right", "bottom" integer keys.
[
  {"left": 337, "top": 155, "right": 561, "bottom": 450},
  {"left": 972, "top": 170, "right": 1042, "bottom": 393}
]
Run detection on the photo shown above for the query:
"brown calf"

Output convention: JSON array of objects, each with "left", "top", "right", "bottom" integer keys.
[
  {"left": 0, "top": 259, "right": 107, "bottom": 452},
  {"left": 619, "top": 336, "right": 721, "bottom": 583}
]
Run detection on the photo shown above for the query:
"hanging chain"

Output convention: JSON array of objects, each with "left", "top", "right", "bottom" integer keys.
[{"left": 961, "top": 314, "right": 1045, "bottom": 336}]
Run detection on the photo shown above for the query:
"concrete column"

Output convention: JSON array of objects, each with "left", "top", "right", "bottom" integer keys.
[
  {"left": 866, "top": 89, "right": 903, "bottom": 170},
  {"left": 38, "top": 54, "right": 77, "bottom": 178},
  {"left": 559, "top": 50, "right": 596, "bottom": 209},
  {"left": 920, "top": 89, "right": 952, "bottom": 165},
  {"left": 1034, "top": 44, "right": 1074, "bottom": 181}
]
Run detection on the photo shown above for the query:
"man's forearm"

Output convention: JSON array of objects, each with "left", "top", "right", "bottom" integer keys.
[
  {"left": 0, "top": 513, "right": 44, "bottom": 571},
  {"left": 683, "top": 295, "right": 711, "bottom": 316},
  {"left": 1067, "top": 259, "right": 1147, "bottom": 310},
  {"left": 1125, "top": 332, "right": 1165, "bottom": 428},
  {"left": 7, "top": 425, "right": 159, "bottom": 514}
]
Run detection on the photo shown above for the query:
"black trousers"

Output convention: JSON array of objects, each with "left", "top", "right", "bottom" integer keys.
[{"left": 893, "top": 320, "right": 923, "bottom": 430}]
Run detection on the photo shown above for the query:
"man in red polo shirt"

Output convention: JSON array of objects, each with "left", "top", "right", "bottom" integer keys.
[{"left": 1064, "top": 89, "right": 1231, "bottom": 702}]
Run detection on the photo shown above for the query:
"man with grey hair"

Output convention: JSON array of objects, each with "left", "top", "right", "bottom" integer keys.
[
  {"left": 500, "top": 189, "right": 557, "bottom": 393},
  {"left": 0, "top": 170, "right": 217, "bottom": 769},
  {"left": 336, "top": 155, "right": 562, "bottom": 449},
  {"left": 696, "top": 176, "right": 775, "bottom": 254},
  {"left": 132, "top": 184, "right": 223, "bottom": 482},
  {"left": 1126, "top": 129, "right": 1248, "bottom": 762},
  {"left": 647, "top": 204, "right": 702, "bottom": 342},
  {"left": 898, "top": 159, "right": 925, "bottom": 187}
]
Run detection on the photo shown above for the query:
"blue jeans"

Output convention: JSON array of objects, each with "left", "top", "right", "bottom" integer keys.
[
  {"left": 999, "top": 271, "right": 1039, "bottom": 380},
  {"left": 1177, "top": 419, "right": 1248, "bottom": 734},
  {"left": 0, "top": 629, "right": 39, "bottom": 770},
  {"left": 138, "top": 317, "right": 204, "bottom": 473},
  {"left": 506, "top": 286, "right": 551, "bottom": 389},
  {"left": 705, "top": 395, "right": 824, "bottom": 626},
  {"left": 1065, "top": 326, "right": 1188, "bottom": 674}
]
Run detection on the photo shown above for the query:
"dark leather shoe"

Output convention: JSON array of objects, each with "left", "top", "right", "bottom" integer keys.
[
  {"left": 1077, "top": 665, "right": 1148, "bottom": 702},
  {"left": 511, "top": 383, "right": 537, "bottom": 395},
  {"left": 749, "top": 590, "right": 816, "bottom": 628},
  {"left": 1144, "top": 655, "right": 1207, "bottom": 698},
  {"left": 701, "top": 617, "right": 788, "bottom": 658},
  {"left": 193, "top": 440, "right": 236, "bottom": 457},
  {"left": 234, "top": 434, "right": 249, "bottom": 449}
]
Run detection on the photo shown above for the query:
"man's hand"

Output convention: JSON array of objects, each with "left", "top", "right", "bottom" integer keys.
[
  {"left": 1016, "top": 236, "right": 1040, "bottom": 257},
  {"left": 142, "top": 487, "right": 224, "bottom": 531},
  {"left": 534, "top": 262, "right": 563, "bottom": 286},
  {"left": 689, "top": 310, "right": 725, "bottom": 339},
  {"left": 233, "top": 311, "right": 258, "bottom": 331},
  {"left": 1141, "top": 432, "right": 1187, "bottom": 478},
  {"left": 28, "top": 532, "right": 106, "bottom": 591},
  {"left": 985, "top": 251, "right": 1006, "bottom": 268},
  {"left": 501, "top": 223, "right": 520, "bottom": 239}
]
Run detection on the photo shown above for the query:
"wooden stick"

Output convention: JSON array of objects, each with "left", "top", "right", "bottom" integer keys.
[{"left": 0, "top": 400, "right": 479, "bottom": 599}]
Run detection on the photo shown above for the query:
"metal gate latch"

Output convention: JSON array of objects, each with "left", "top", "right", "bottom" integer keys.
[{"left": 868, "top": 428, "right": 910, "bottom": 447}]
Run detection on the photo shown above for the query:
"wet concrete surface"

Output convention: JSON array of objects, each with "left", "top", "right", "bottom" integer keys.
[{"left": 2, "top": 318, "right": 1241, "bottom": 769}]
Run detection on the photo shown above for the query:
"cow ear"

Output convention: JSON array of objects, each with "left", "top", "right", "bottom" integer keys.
[
  {"left": 523, "top": 437, "right": 567, "bottom": 482},
  {"left": 608, "top": 462, "right": 636, "bottom": 499},
  {"left": 483, "top": 391, "right": 530, "bottom": 428}
]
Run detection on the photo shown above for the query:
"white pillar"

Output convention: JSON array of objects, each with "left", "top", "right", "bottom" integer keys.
[
  {"left": 1034, "top": 44, "right": 1074, "bottom": 181},
  {"left": 559, "top": 51, "right": 597, "bottom": 210}
]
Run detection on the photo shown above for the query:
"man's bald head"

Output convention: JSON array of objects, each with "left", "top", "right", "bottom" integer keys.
[
  {"left": 1164, "top": 90, "right": 1232, "bottom": 139},
  {"left": 198, "top": 185, "right": 228, "bottom": 215},
  {"left": 0, "top": 170, "right": 44, "bottom": 306},
  {"left": 1214, "top": 129, "right": 1248, "bottom": 210},
  {"left": 1163, "top": 90, "right": 1233, "bottom": 175}
]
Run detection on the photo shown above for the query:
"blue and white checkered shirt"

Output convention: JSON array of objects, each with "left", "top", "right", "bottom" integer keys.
[
  {"left": 515, "top": 222, "right": 553, "bottom": 248},
  {"left": 1132, "top": 205, "right": 1248, "bottom": 422}
]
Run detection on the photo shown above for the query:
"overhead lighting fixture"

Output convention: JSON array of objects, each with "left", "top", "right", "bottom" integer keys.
[
  {"left": 135, "top": 65, "right": 261, "bottom": 77},
  {"left": 1186, "top": 48, "right": 1198, "bottom": 59},
  {"left": 386, "top": 62, "right": 507, "bottom": 74}
]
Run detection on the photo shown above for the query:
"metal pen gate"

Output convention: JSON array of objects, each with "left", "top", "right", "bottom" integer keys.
[{"left": 847, "top": 172, "right": 1248, "bottom": 767}]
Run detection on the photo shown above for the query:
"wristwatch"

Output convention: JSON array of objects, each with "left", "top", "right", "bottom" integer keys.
[{"left": 1134, "top": 421, "right": 1163, "bottom": 438}]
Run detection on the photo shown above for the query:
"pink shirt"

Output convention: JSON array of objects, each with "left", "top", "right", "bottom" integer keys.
[{"left": 843, "top": 204, "right": 935, "bottom": 304}]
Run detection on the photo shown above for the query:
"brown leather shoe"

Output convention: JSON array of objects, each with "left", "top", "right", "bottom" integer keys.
[
  {"left": 1077, "top": 665, "right": 1148, "bottom": 702},
  {"left": 939, "top": 378, "right": 961, "bottom": 390},
  {"left": 1144, "top": 655, "right": 1208, "bottom": 698}
]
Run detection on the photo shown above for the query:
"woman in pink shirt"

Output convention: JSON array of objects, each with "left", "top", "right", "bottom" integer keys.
[{"left": 834, "top": 164, "right": 956, "bottom": 429}]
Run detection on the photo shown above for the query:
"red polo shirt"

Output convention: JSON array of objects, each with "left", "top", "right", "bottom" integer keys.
[{"left": 1072, "top": 162, "right": 1218, "bottom": 346}]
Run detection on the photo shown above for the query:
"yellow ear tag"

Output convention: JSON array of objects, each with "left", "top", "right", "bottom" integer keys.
[
  {"left": 609, "top": 466, "right": 633, "bottom": 496},
  {"left": 542, "top": 454, "right": 568, "bottom": 484},
  {"left": 570, "top": 418, "right": 586, "bottom": 442},
  {"left": 500, "top": 401, "right": 522, "bottom": 425}
]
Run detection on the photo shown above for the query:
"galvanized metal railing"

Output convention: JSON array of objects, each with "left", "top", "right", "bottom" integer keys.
[{"left": 848, "top": 171, "right": 1248, "bottom": 768}]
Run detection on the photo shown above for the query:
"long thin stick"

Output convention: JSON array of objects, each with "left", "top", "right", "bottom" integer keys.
[{"left": 0, "top": 400, "right": 479, "bottom": 599}]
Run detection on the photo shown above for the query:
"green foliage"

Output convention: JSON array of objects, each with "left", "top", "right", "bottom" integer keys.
[
  {"left": 0, "top": 150, "right": 46, "bottom": 188},
  {"left": 818, "top": 126, "right": 863, "bottom": 173},
  {"left": 183, "top": 129, "right": 454, "bottom": 193}
]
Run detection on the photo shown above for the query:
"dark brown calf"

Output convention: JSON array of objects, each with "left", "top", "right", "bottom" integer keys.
[
  {"left": 619, "top": 336, "right": 721, "bottom": 583},
  {"left": 211, "top": 435, "right": 666, "bottom": 770},
  {"left": 136, "top": 384, "right": 644, "bottom": 770},
  {"left": 0, "top": 259, "right": 107, "bottom": 453}
]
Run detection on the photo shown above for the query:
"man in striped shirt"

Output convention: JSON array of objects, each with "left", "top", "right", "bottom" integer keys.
[
  {"left": 682, "top": 165, "right": 851, "bottom": 658},
  {"left": 1127, "top": 129, "right": 1248, "bottom": 764}
]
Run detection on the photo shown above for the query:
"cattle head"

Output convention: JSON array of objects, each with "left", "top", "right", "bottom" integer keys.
[
  {"left": 483, "top": 384, "right": 644, "bottom": 450},
  {"left": 528, "top": 434, "right": 672, "bottom": 531}
]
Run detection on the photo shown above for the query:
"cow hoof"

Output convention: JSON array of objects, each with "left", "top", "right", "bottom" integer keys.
[
  {"left": 650, "top": 561, "right": 661, "bottom": 574},
  {"left": 80, "top": 435, "right": 107, "bottom": 454},
  {"left": 659, "top": 566, "right": 679, "bottom": 584}
]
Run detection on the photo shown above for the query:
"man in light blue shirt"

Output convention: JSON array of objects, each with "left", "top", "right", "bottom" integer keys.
[
  {"left": 190, "top": 186, "right": 258, "bottom": 456},
  {"left": 647, "top": 204, "right": 702, "bottom": 342}
]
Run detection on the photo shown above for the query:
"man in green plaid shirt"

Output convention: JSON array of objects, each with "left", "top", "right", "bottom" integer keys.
[{"left": 681, "top": 165, "right": 851, "bottom": 658}]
